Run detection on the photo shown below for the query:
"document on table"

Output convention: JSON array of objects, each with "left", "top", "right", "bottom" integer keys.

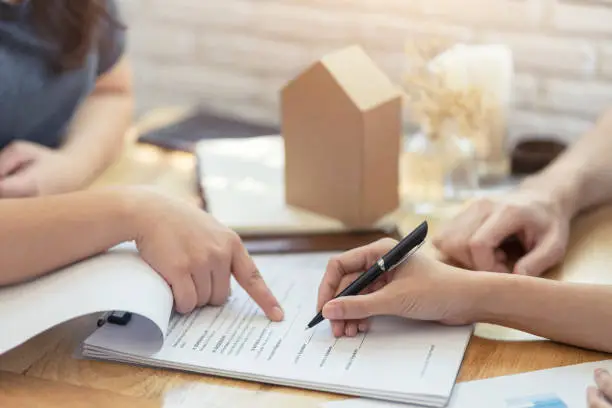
[
  {"left": 0, "top": 242, "right": 173, "bottom": 355},
  {"left": 321, "top": 359, "right": 612, "bottom": 408},
  {"left": 82, "top": 251, "right": 472, "bottom": 407}
]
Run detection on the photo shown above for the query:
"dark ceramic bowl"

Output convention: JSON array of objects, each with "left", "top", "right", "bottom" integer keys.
[{"left": 510, "top": 137, "right": 567, "bottom": 175}]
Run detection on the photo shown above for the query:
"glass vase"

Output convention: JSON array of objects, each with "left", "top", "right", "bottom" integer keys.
[
  {"left": 471, "top": 114, "right": 510, "bottom": 184},
  {"left": 400, "top": 129, "right": 479, "bottom": 214}
]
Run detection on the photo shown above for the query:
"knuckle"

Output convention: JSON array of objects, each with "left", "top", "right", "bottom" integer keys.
[
  {"left": 468, "top": 236, "right": 486, "bottom": 252},
  {"left": 171, "top": 256, "right": 195, "bottom": 276},
  {"left": 326, "top": 256, "right": 346, "bottom": 276},
  {"left": 246, "top": 266, "right": 263, "bottom": 286},
  {"left": 548, "top": 240, "right": 566, "bottom": 260},
  {"left": 226, "top": 230, "right": 242, "bottom": 248},
  {"left": 176, "top": 297, "right": 195, "bottom": 314},
  {"left": 208, "top": 291, "right": 229, "bottom": 306},
  {"left": 206, "top": 247, "right": 223, "bottom": 266},
  {"left": 499, "top": 203, "right": 524, "bottom": 220},
  {"left": 326, "top": 256, "right": 341, "bottom": 270},
  {"left": 209, "top": 295, "right": 228, "bottom": 307}
]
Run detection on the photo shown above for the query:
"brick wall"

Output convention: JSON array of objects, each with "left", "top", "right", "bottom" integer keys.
[{"left": 120, "top": 0, "right": 612, "bottom": 146}]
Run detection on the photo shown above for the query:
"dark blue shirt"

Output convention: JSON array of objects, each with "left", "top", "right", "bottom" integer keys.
[{"left": 0, "top": 0, "right": 125, "bottom": 150}]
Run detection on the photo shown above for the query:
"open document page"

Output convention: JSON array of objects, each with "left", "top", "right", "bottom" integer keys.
[
  {"left": 82, "top": 252, "right": 472, "bottom": 406},
  {"left": 0, "top": 242, "right": 173, "bottom": 355}
]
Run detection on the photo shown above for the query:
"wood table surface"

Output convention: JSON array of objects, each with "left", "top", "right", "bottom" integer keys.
[{"left": 1, "top": 107, "right": 611, "bottom": 407}]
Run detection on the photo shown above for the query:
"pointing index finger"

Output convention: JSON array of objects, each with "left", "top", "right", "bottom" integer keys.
[{"left": 231, "top": 242, "right": 284, "bottom": 322}]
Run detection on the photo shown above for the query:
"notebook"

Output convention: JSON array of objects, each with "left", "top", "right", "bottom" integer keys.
[
  {"left": 0, "top": 242, "right": 473, "bottom": 407},
  {"left": 137, "top": 110, "right": 279, "bottom": 153},
  {"left": 321, "top": 359, "right": 612, "bottom": 408},
  {"left": 194, "top": 135, "right": 399, "bottom": 235}
]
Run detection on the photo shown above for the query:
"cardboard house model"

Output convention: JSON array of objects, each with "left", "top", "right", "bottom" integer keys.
[{"left": 280, "top": 45, "right": 402, "bottom": 228}]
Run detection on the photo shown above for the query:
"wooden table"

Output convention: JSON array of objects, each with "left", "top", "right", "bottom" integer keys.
[{"left": 1, "top": 108, "right": 611, "bottom": 407}]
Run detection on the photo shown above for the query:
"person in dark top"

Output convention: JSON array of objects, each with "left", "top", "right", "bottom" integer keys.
[
  {"left": 0, "top": 0, "right": 132, "bottom": 197},
  {"left": 0, "top": 1, "right": 285, "bottom": 332}
]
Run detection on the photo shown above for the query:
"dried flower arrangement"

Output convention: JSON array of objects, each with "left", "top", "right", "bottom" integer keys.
[{"left": 402, "top": 38, "right": 495, "bottom": 144}]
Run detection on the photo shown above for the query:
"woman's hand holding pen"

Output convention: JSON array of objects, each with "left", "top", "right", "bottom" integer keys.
[
  {"left": 317, "top": 238, "right": 481, "bottom": 338},
  {"left": 130, "top": 189, "right": 284, "bottom": 321}
]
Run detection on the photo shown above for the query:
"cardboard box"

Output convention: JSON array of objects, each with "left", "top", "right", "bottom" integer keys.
[{"left": 281, "top": 45, "right": 402, "bottom": 228}]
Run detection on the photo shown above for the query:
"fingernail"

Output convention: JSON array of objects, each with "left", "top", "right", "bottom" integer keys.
[
  {"left": 323, "top": 303, "right": 343, "bottom": 319},
  {"left": 270, "top": 306, "right": 284, "bottom": 321},
  {"left": 596, "top": 368, "right": 608, "bottom": 378},
  {"left": 515, "top": 265, "right": 527, "bottom": 275},
  {"left": 358, "top": 322, "right": 368, "bottom": 332}
]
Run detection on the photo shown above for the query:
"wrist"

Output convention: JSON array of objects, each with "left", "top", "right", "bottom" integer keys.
[
  {"left": 57, "top": 146, "right": 111, "bottom": 189},
  {"left": 97, "top": 187, "right": 156, "bottom": 243},
  {"left": 466, "top": 273, "right": 516, "bottom": 324},
  {"left": 519, "top": 167, "right": 583, "bottom": 219},
  {"left": 466, "top": 272, "right": 553, "bottom": 325},
  {"left": 50, "top": 149, "right": 93, "bottom": 192}
]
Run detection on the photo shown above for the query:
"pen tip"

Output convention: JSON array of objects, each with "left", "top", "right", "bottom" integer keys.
[{"left": 304, "top": 326, "right": 310, "bottom": 331}]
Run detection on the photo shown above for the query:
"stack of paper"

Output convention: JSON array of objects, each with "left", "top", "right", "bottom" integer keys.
[
  {"left": 0, "top": 242, "right": 472, "bottom": 406},
  {"left": 77, "top": 246, "right": 472, "bottom": 406}
]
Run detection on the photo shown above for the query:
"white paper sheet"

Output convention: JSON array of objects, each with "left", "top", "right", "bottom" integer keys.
[
  {"left": 82, "top": 252, "right": 472, "bottom": 406},
  {"left": 0, "top": 242, "right": 173, "bottom": 355},
  {"left": 321, "top": 359, "right": 612, "bottom": 408},
  {"left": 195, "top": 136, "right": 348, "bottom": 234}
]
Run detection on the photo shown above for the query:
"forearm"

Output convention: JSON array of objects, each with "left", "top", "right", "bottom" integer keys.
[
  {"left": 472, "top": 273, "right": 612, "bottom": 353},
  {"left": 520, "top": 108, "right": 612, "bottom": 218},
  {"left": 0, "top": 188, "right": 141, "bottom": 286},
  {"left": 59, "top": 90, "right": 133, "bottom": 188}
]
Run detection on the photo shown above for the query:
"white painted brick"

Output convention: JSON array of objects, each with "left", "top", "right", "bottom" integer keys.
[
  {"left": 127, "top": 23, "right": 197, "bottom": 60},
  {"left": 479, "top": 32, "right": 597, "bottom": 77},
  {"left": 197, "top": 34, "right": 314, "bottom": 78},
  {"left": 250, "top": 3, "right": 360, "bottom": 44},
  {"left": 368, "top": 51, "right": 409, "bottom": 86},
  {"left": 419, "top": 0, "right": 544, "bottom": 29},
  {"left": 508, "top": 110, "right": 592, "bottom": 147},
  {"left": 134, "top": 89, "right": 199, "bottom": 117},
  {"left": 552, "top": 2, "right": 612, "bottom": 35},
  {"left": 148, "top": 0, "right": 254, "bottom": 27},
  {"left": 600, "top": 45, "right": 612, "bottom": 78},
  {"left": 286, "top": 0, "right": 421, "bottom": 14},
  {"left": 123, "top": 0, "right": 612, "bottom": 129},
  {"left": 513, "top": 74, "right": 539, "bottom": 109},
  {"left": 359, "top": 14, "right": 474, "bottom": 53},
  {"left": 540, "top": 78, "right": 612, "bottom": 118},
  {"left": 133, "top": 62, "right": 265, "bottom": 101},
  {"left": 117, "top": 0, "right": 152, "bottom": 22}
]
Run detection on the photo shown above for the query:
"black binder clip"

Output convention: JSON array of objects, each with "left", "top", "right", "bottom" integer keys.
[{"left": 97, "top": 311, "right": 132, "bottom": 327}]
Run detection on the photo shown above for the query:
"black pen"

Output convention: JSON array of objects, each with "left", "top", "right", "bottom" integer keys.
[{"left": 305, "top": 221, "right": 428, "bottom": 330}]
